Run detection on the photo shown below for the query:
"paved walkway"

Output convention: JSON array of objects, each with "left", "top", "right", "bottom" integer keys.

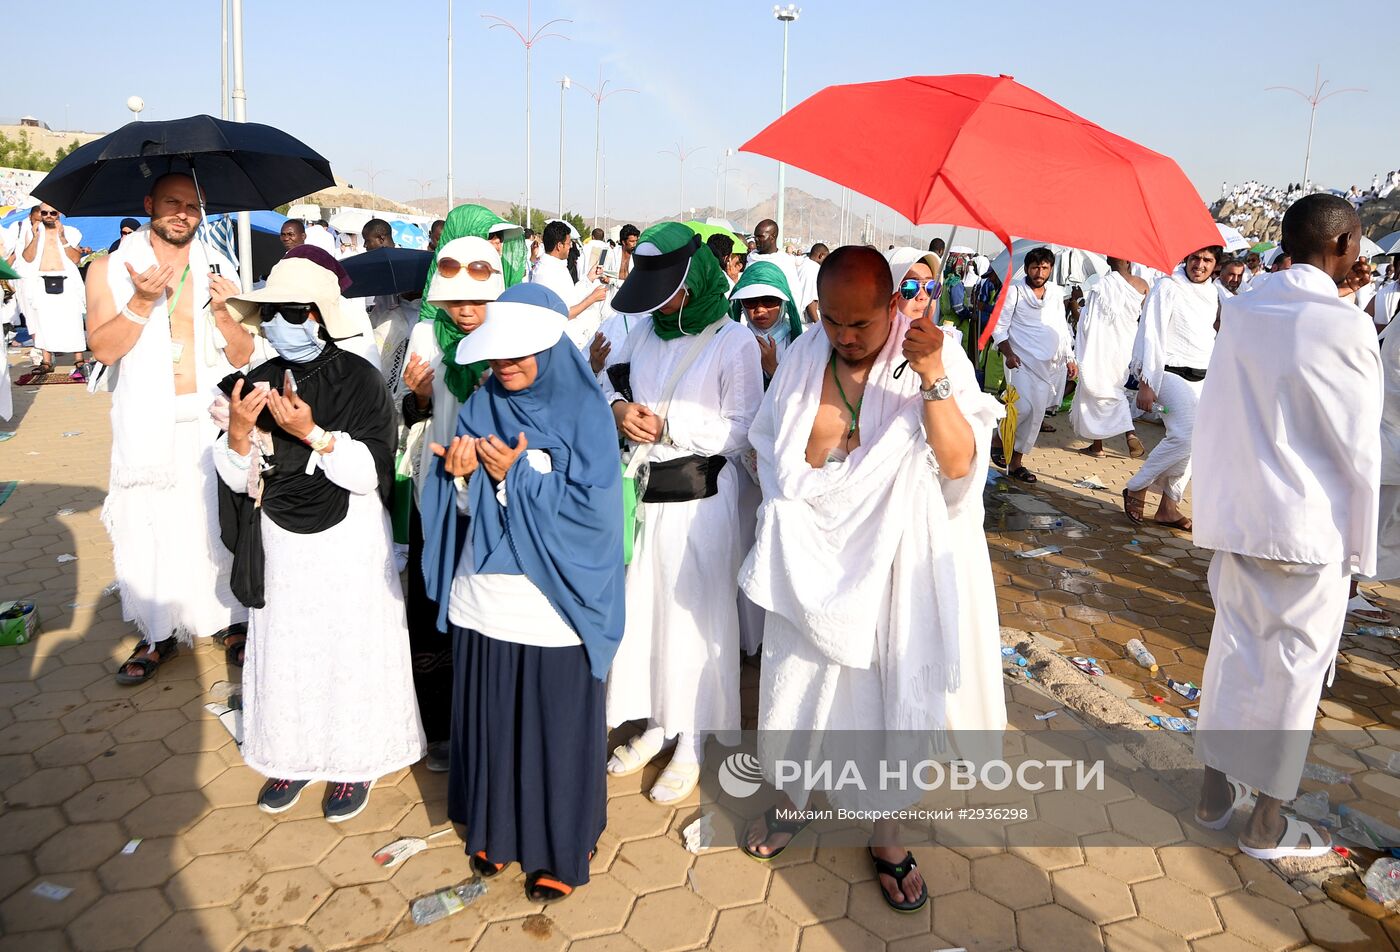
[{"left": 0, "top": 363, "right": 1397, "bottom": 951}]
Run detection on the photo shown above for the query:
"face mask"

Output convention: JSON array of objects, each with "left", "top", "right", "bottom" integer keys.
[{"left": 262, "top": 315, "right": 326, "bottom": 363}]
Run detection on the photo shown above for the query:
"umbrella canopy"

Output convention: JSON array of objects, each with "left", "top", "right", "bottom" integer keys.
[
  {"left": 1376, "top": 232, "right": 1400, "bottom": 255},
  {"left": 1359, "top": 235, "right": 1382, "bottom": 259},
  {"left": 685, "top": 221, "right": 747, "bottom": 254},
  {"left": 341, "top": 248, "right": 433, "bottom": 299},
  {"left": 1216, "top": 222, "right": 1250, "bottom": 254},
  {"left": 740, "top": 74, "right": 1220, "bottom": 343},
  {"left": 391, "top": 220, "right": 428, "bottom": 250},
  {"left": 948, "top": 244, "right": 976, "bottom": 255},
  {"left": 0, "top": 258, "right": 18, "bottom": 281},
  {"left": 31, "top": 114, "right": 335, "bottom": 216}
]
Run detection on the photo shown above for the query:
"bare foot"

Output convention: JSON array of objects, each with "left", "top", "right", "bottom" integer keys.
[
  {"left": 1077, "top": 440, "right": 1104, "bottom": 457},
  {"left": 871, "top": 843, "right": 924, "bottom": 905}
]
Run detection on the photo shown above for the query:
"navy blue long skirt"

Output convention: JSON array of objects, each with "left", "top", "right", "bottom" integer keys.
[{"left": 448, "top": 625, "right": 607, "bottom": 888}]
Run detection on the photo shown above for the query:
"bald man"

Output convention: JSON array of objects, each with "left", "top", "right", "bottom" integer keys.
[
  {"left": 1193, "top": 195, "right": 1381, "bottom": 860},
  {"left": 741, "top": 245, "right": 1005, "bottom": 914}
]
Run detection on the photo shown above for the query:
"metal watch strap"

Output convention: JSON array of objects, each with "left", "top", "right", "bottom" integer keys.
[{"left": 920, "top": 377, "right": 952, "bottom": 401}]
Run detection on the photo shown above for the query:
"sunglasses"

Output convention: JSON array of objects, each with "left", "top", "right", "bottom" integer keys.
[
  {"left": 259, "top": 303, "right": 314, "bottom": 325},
  {"left": 39, "top": 211, "right": 59, "bottom": 217},
  {"left": 437, "top": 257, "right": 500, "bottom": 281},
  {"left": 899, "top": 278, "right": 942, "bottom": 301}
]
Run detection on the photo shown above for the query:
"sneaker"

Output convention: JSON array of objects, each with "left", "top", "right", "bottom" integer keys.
[
  {"left": 425, "top": 741, "right": 450, "bottom": 773},
  {"left": 324, "top": 780, "right": 373, "bottom": 822},
  {"left": 258, "top": 778, "right": 310, "bottom": 814}
]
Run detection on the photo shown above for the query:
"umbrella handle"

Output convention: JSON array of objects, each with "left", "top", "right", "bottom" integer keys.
[{"left": 891, "top": 295, "right": 940, "bottom": 379}]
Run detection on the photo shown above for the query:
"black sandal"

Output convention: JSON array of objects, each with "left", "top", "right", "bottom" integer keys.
[
  {"left": 211, "top": 622, "right": 246, "bottom": 646},
  {"left": 470, "top": 851, "right": 506, "bottom": 879},
  {"left": 524, "top": 870, "right": 575, "bottom": 904},
  {"left": 115, "top": 636, "right": 179, "bottom": 685},
  {"left": 1008, "top": 465, "right": 1038, "bottom": 483},
  {"left": 991, "top": 447, "right": 1006, "bottom": 469},
  {"left": 741, "top": 805, "right": 811, "bottom": 862},
  {"left": 869, "top": 848, "right": 929, "bottom": 913}
]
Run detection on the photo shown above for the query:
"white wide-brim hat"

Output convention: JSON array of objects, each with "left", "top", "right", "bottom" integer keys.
[{"left": 455, "top": 284, "right": 568, "bottom": 365}]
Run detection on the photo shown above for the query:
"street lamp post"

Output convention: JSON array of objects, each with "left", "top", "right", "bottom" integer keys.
[
  {"left": 713, "top": 148, "right": 737, "bottom": 221},
  {"left": 773, "top": 4, "right": 799, "bottom": 240},
  {"left": 126, "top": 96, "right": 144, "bottom": 122},
  {"left": 1266, "top": 65, "right": 1364, "bottom": 191},
  {"left": 574, "top": 69, "right": 637, "bottom": 233},
  {"left": 659, "top": 141, "right": 706, "bottom": 220},
  {"left": 741, "top": 181, "right": 759, "bottom": 232},
  {"left": 409, "top": 178, "right": 434, "bottom": 207},
  {"left": 229, "top": 0, "right": 252, "bottom": 288},
  {"left": 557, "top": 76, "right": 570, "bottom": 218},
  {"left": 484, "top": 0, "right": 571, "bottom": 235},
  {"left": 357, "top": 163, "right": 387, "bottom": 196},
  {"left": 220, "top": 0, "right": 228, "bottom": 119},
  {"left": 447, "top": 0, "right": 454, "bottom": 208}
]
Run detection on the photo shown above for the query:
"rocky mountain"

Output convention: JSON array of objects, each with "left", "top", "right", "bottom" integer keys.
[{"left": 1212, "top": 190, "right": 1399, "bottom": 246}]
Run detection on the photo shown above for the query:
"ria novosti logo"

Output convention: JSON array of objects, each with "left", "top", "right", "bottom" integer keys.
[{"left": 717, "top": 752, "right": 765, "bottom": 799}]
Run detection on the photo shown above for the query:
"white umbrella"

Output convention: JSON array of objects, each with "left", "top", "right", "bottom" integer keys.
[
  {"left": 1216, "top": 222, "right": 1250, "bottom": 254},
  {"left": 1377, "top": 232, "right": 1400, "bottom": 255},
  {"left": 948, "top": 244, "right": 975, "bottom": 255},
  {"left": 1360, "top": 235, "right": 1383, "bottom": 259},
  {"left": 988, "top": 238, "right": 1110, "bottom": 288},
  {"left": 328, "top": 209, "right": 373, "bottom": 234}
]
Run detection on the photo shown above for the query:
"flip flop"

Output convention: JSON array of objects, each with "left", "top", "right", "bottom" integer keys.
[
  {"left": 115, "top": 636, "right": 179, "bottom": 685},
  {"left": 869, "top": 848, "right": 928, "bottom": 913},
  {"left": 1238, "top": 815, "right": 1332, "bottom": 860},
  {"left": 1154, "top": 516, "right": 1193, "bottom": 532},
  {"left": 1122, "top": 489, "right": 1146, "bottom": 525},
  {"left": 1197, "top": 778, "right": 1254, "bottom": 831},
  {"left": 741, "top": 805, "right": 812, "bottom": 862},
  {"left": 1346, "top": 594, "right": 1393, "bottom": 625}
]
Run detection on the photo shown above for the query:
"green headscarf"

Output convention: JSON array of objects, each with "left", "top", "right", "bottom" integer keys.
[
  {"left": 728, "top": 260, "right": 803, "bottom": 341},
  {"left": 418, "top": 204, "right": 528, "bottom": 401},
  {"left": 640, "top": 221, "right": 731, "bottom": 341}
]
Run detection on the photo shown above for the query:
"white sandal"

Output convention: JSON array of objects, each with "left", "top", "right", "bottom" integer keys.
[
  {"left": 1238, "top": 815, "right": 1332, "bottom": 860},
  {"left": 607, "top": 734, "right": 667, "bottom": 777},
  {"left": 1346, "top": 594, "right": 1393, "bottom": 624},
  {"left": 1197, "top": 778, "right": 1254, "bottom": 831},
  {"left": 648, "top": 762, "right": 701, "bottom": 804}
]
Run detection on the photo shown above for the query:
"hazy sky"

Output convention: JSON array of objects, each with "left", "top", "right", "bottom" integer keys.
[{"left": 8, "top": 1, "right": 1396, "bottom": 231}]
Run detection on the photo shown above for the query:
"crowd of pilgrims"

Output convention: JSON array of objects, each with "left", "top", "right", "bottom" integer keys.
[{"left": 56, "top": 170, "right": 1400, "bottom": 907}]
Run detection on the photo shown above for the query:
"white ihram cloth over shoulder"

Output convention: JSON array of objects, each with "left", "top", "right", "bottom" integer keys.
[
  {"left": 991, "top": 279, "right": 1072, "bottom": 454},
  {"left": 100, "top": 226, "right": 250, "bottom": 643},
  {"left": 1192, "top": 264, "right": 1382, "bottom": 800},
  {"left": 212, "top": 433, "right": 425, "bottom": 781},
  {"left": 1070, "top": 271, "right": 1143, "bottom": 441},
  {"left": 1370, "top": 324, "right": 1400, "bottom": 581},
  {"left": 603, "top": 319, "right": 763, "bottom": 737},
  {"left": 742, "top": 314, "right": 1006, "bottom": 805}
]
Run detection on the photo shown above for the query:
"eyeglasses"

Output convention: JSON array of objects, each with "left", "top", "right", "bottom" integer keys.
[
  {"left": 259, "top": 303, "right": 314, "bottom": 325},
  {"left": 899, "top": 278, "right": 942, "bottom": 301},
  {"left": 437, "top": 257, "right": 500, "bottom": 281}
]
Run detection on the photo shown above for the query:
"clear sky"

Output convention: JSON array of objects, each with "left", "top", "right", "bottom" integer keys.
[{"left": 7, "top": 1, "right": 1397, "bottom": 231}]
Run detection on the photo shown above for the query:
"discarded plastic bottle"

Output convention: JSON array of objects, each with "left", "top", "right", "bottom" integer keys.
[
  {"left": 1166, "top": 678, "right": 1200, "bottom": 702},
  {"left": 1290, "top": 790, "right": 1330, "bottom": 821},
  {"left": 1124, "top": 639, "right": 1158, "bottom": 673},
  {"left": 1302, "top": 762, "right": 1352, "bottom": 785},
  {"left": 1354, "top": 626, "right": 1400, "bottom": 639},
  {"left": 410, "top": 881, "right": 487, "bottom": 926},
  {"left": 1362, "top": 858, "right": 1400, "bottom": 904},
  {"left": 1152, "top": 402, "right": 1170, "bottom": 415}
]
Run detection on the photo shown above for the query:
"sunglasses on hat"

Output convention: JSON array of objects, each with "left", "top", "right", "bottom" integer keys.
[
  {"left": 899, "top": 278, "right": 942, "bottom": 301},
  {"left": 437, "top": 257, "right": 500, "bottom": 281},
  {"left": 259, "top": 303, "right": 315, "bottom": 325}
]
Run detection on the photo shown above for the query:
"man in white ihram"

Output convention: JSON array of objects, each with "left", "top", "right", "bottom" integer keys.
[
  {"left": 1192, "top": 194, "right": 1381, "bottom": 860},
  {"left": 1069, "top": 256, "right": 1147, "bottom": 460}
]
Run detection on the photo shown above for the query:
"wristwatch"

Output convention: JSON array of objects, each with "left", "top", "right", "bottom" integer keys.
[
  {"left": 303, "top": 426, "right": 334, "bottom": 453},
  {"left": 920, "top": 376, "right": 953, "bottom": 401}
]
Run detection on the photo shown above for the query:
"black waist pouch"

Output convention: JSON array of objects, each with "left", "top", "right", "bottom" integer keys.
[
  {"left": 642, "top": 454, "right": 728, "bottom": 503},
  {"left": 42, "top": 275, "right": 65, "bottom": 295}
]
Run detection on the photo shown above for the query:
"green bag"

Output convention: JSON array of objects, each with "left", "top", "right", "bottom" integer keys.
[{"left": 621, "top": 463, "right": 638, "bottom": 565}]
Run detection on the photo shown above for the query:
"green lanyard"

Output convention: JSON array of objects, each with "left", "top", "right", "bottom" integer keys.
[
  {"left": 829, "top": 350, "right": 862, "bottom": 439},
  {"left": 165, "top": 265, "right": 191, "bottom": 317}
]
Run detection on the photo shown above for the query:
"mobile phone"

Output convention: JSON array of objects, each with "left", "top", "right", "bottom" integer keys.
[
  {"left": 210, "top": 263, "right": 221, "bottom": 276},
  {"left": 597, "top": 248, "right": 609, "bottom": 270}
]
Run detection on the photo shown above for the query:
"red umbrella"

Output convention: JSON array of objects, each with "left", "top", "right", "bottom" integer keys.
[{"left": 739, "top": 74, "right": 1220, "bottom": 345}]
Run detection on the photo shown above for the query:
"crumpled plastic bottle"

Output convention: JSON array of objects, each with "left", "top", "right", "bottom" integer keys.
[{"left": 410, "top": 881, "right": 487, "bottom": 926}]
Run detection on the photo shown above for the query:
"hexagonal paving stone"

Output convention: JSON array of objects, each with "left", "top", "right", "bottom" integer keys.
[
  {"left": 63, "top": 776, "right": 152, "bottom": 823},
  {"left": 0, "top": 753, "right": 33, "bottom": 792},
  {"left": 688, "top": 849, "right": 771, "bottom": 910},
  {"left": 472, "top": 917, "right": 569, "bottom": 952},
  {"left": 164, "top": 852, "right": 263, "bottom": 910},
  {"left": 6, "top": 765, "right": 91, "bottom": 808},
  {"left": 606, "top": 793, "right": 676, "bottom": 843},
  {"left": 765, "top": 861, "right": 850, "bottom": 927},
  {"left": 137, "top": 906, "right": 243, "bottom": 952},
  {"left": 60, "top": 700, "right": 136, "bottom": 735},
  {"left": 0, "top": 871, "right": 102, "bottom": 934},
  {"left": 1079, "top": 832, "right": 1163, "bottom": 884},
  {"left": 162, "top": 719, "right": 230, "bottom": 755},
  {"left": 0, "top": 806, "right": 67, "bottom": 854},
  {"left": 608, "top": 834, "right": 695, "bottom": 896},
  {"left": 911, "top": 845, "right": 971, "bottom": 897},
  {"left": 1213, "top": 891, "right": 1306, "bottom": 951},
  {"left": 122, "top": 790, "right": 212, "bottom": 838},
  {"left": 1156, "top": 845, "right": 1242, "bottom": 897},
  {"left": 845, "top": 876, "right": 931, "bottom": 941},
  {"left": 708, "top": 904, "right": 798, "bottom": 952},
  {"left": 1131, "top": 876, "right": 1221, "bottom": 940},
  {"left": 1051, "top": 864, "right": 1137, "bottom": 925},
  {"left": 32, "top": 731, "right": 112, "bottom": 769},
  {"left": 331, "top": 783, "right": 415, "bottom": 834},
  {"left": 231, "top": 867, "right": 334, "bottom": 931},
  {"left": 623, "top": 885, "right": 716, "bottom": 951},
  {"left": 109, "top": 708, "right": 187, "bottom": 745},
  {"left": 87, "top": 741, "right": 167, "bottom": 781},
  {"left": 1015, "top": 903, "right": 1103, "bottom": 952},
  {"left": 929, "top": 890, "right": 1017, "bottom": 952},
  {"left": 1101, "top": 917, "right": 1189, "bottom": 952},
  {"left": 1105, "top": 799, "right": 1185, "bottom": 848},
  {"left": 971, "top": 852, "right": 1053, "bottom": 910},
  {"left": 798, "top": 918, "right": 887, "bottom": 952},
  {"left": 384, "top": 845, "right": 475, "bottom": 906},
  {"left": 183, "top": 805, "right": 275, "bottom": 857},
  {"left": 1295, "top": 900, "right": 1392, "bottom": 951},
  {"left": 0, "top": 854, "right": 35, "bottom": 903},
  {"left": 1228, "top": 856, "right": 1310, "bottom": 910},
  {"left": 1006, "top": 820, "right": 1086, "bottom": 872},
  {"left": 1034, "top": 789, "right": 1112, "bottom": 836},
  {"left": 249, "top": 817, "right": 344, "bottom": 872},
  {"left": 566, "top": 935, "right": 648, "bottom": 952},
  {"left": 0, "top": 718, "right": 63, "bottom": 756},
  {"left": 66, "top": 887, "right": 172, "bottom": 952},
  {"left": 141, "top": 751, "right": 228, "bottom": 795},
  {"left": 96, "top": 835, "right": 192, "bottom": 892},
  {"left": 33, "top": 821, "right": 127, "bottom": 874},
  {"left": 303, "top": 882, "right": 403, "bottom": 949},
  {"left": 235, "top": 925, "right": 319, "bottom": 952},
  {"left": 542, "top": 873, "right": 637, "bottom": 940},
  {"left": 13, "top": 690, "right": 88, "bottom": 722},
  {"left": 319, "top": 832, "right": 401, "bottom": 888}
]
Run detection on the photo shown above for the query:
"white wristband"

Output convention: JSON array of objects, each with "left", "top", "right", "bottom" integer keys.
[{"left": 121, "top": 305, "right": 149, "bottom": 326}]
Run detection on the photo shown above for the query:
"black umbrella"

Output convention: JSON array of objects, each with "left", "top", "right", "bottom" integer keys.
[
  {"left": 31, "top": 115, "right": 335, "bottom": 216},
  {"left": 341, "top": 248, "right": 434, "bottom": 299}
]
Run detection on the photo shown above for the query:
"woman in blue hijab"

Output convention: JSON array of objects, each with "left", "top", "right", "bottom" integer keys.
[{"left": 423, "top": 283, "right": 624, "bottom": 903}]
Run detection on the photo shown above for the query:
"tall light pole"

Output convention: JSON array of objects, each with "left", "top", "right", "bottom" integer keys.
[
  {"left": 1266, "top": 65, "right": 1364, "bottom": 191},
  {"left": 220, "top": 0, "right": 228, "bottom": 119},
  {"left": 557, "top": 75, "right": 570, "bottom": 218},
  {"left": 447, "top": 0, "right": 454, "bottom": 208},
  {"left": 574, "top": 69, "right": 637, "bottom": 233},
  {"left": 126, "top": 96, "right": 144, "bottom": 122},
  {"left": 409, "top": 178, "right": 434, "bottom": 205},
  {"left": 773, "top": 4, "right": 800, "bottom": 241},
  {"left": 230, "top": 0, "right": 252, "bottom": 288},
  {"left": 741, "top": 181, "right": 759, "bottom": 232},
  {"left": 713, "top": 148, "right": 737, "bottom": 220},
  {"left": 659, "top": 141, "right": 705, "bottom": 220},
  {"left": 483, "top": 0, "right": 571, "bottom": 234},
  {"left": 357, "top": 163, "right": 387, "bottom": 195}
]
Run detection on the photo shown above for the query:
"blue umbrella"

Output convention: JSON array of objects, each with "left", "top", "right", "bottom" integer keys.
[
  {"left": 31, "top": 114, "right": 334, "bottom": 216},
  {"left": 390, "top": 220, "right": 428, "bottom": 250},
  {"left": 341, "top": 248, "right": 433, "bottom": 299}
]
